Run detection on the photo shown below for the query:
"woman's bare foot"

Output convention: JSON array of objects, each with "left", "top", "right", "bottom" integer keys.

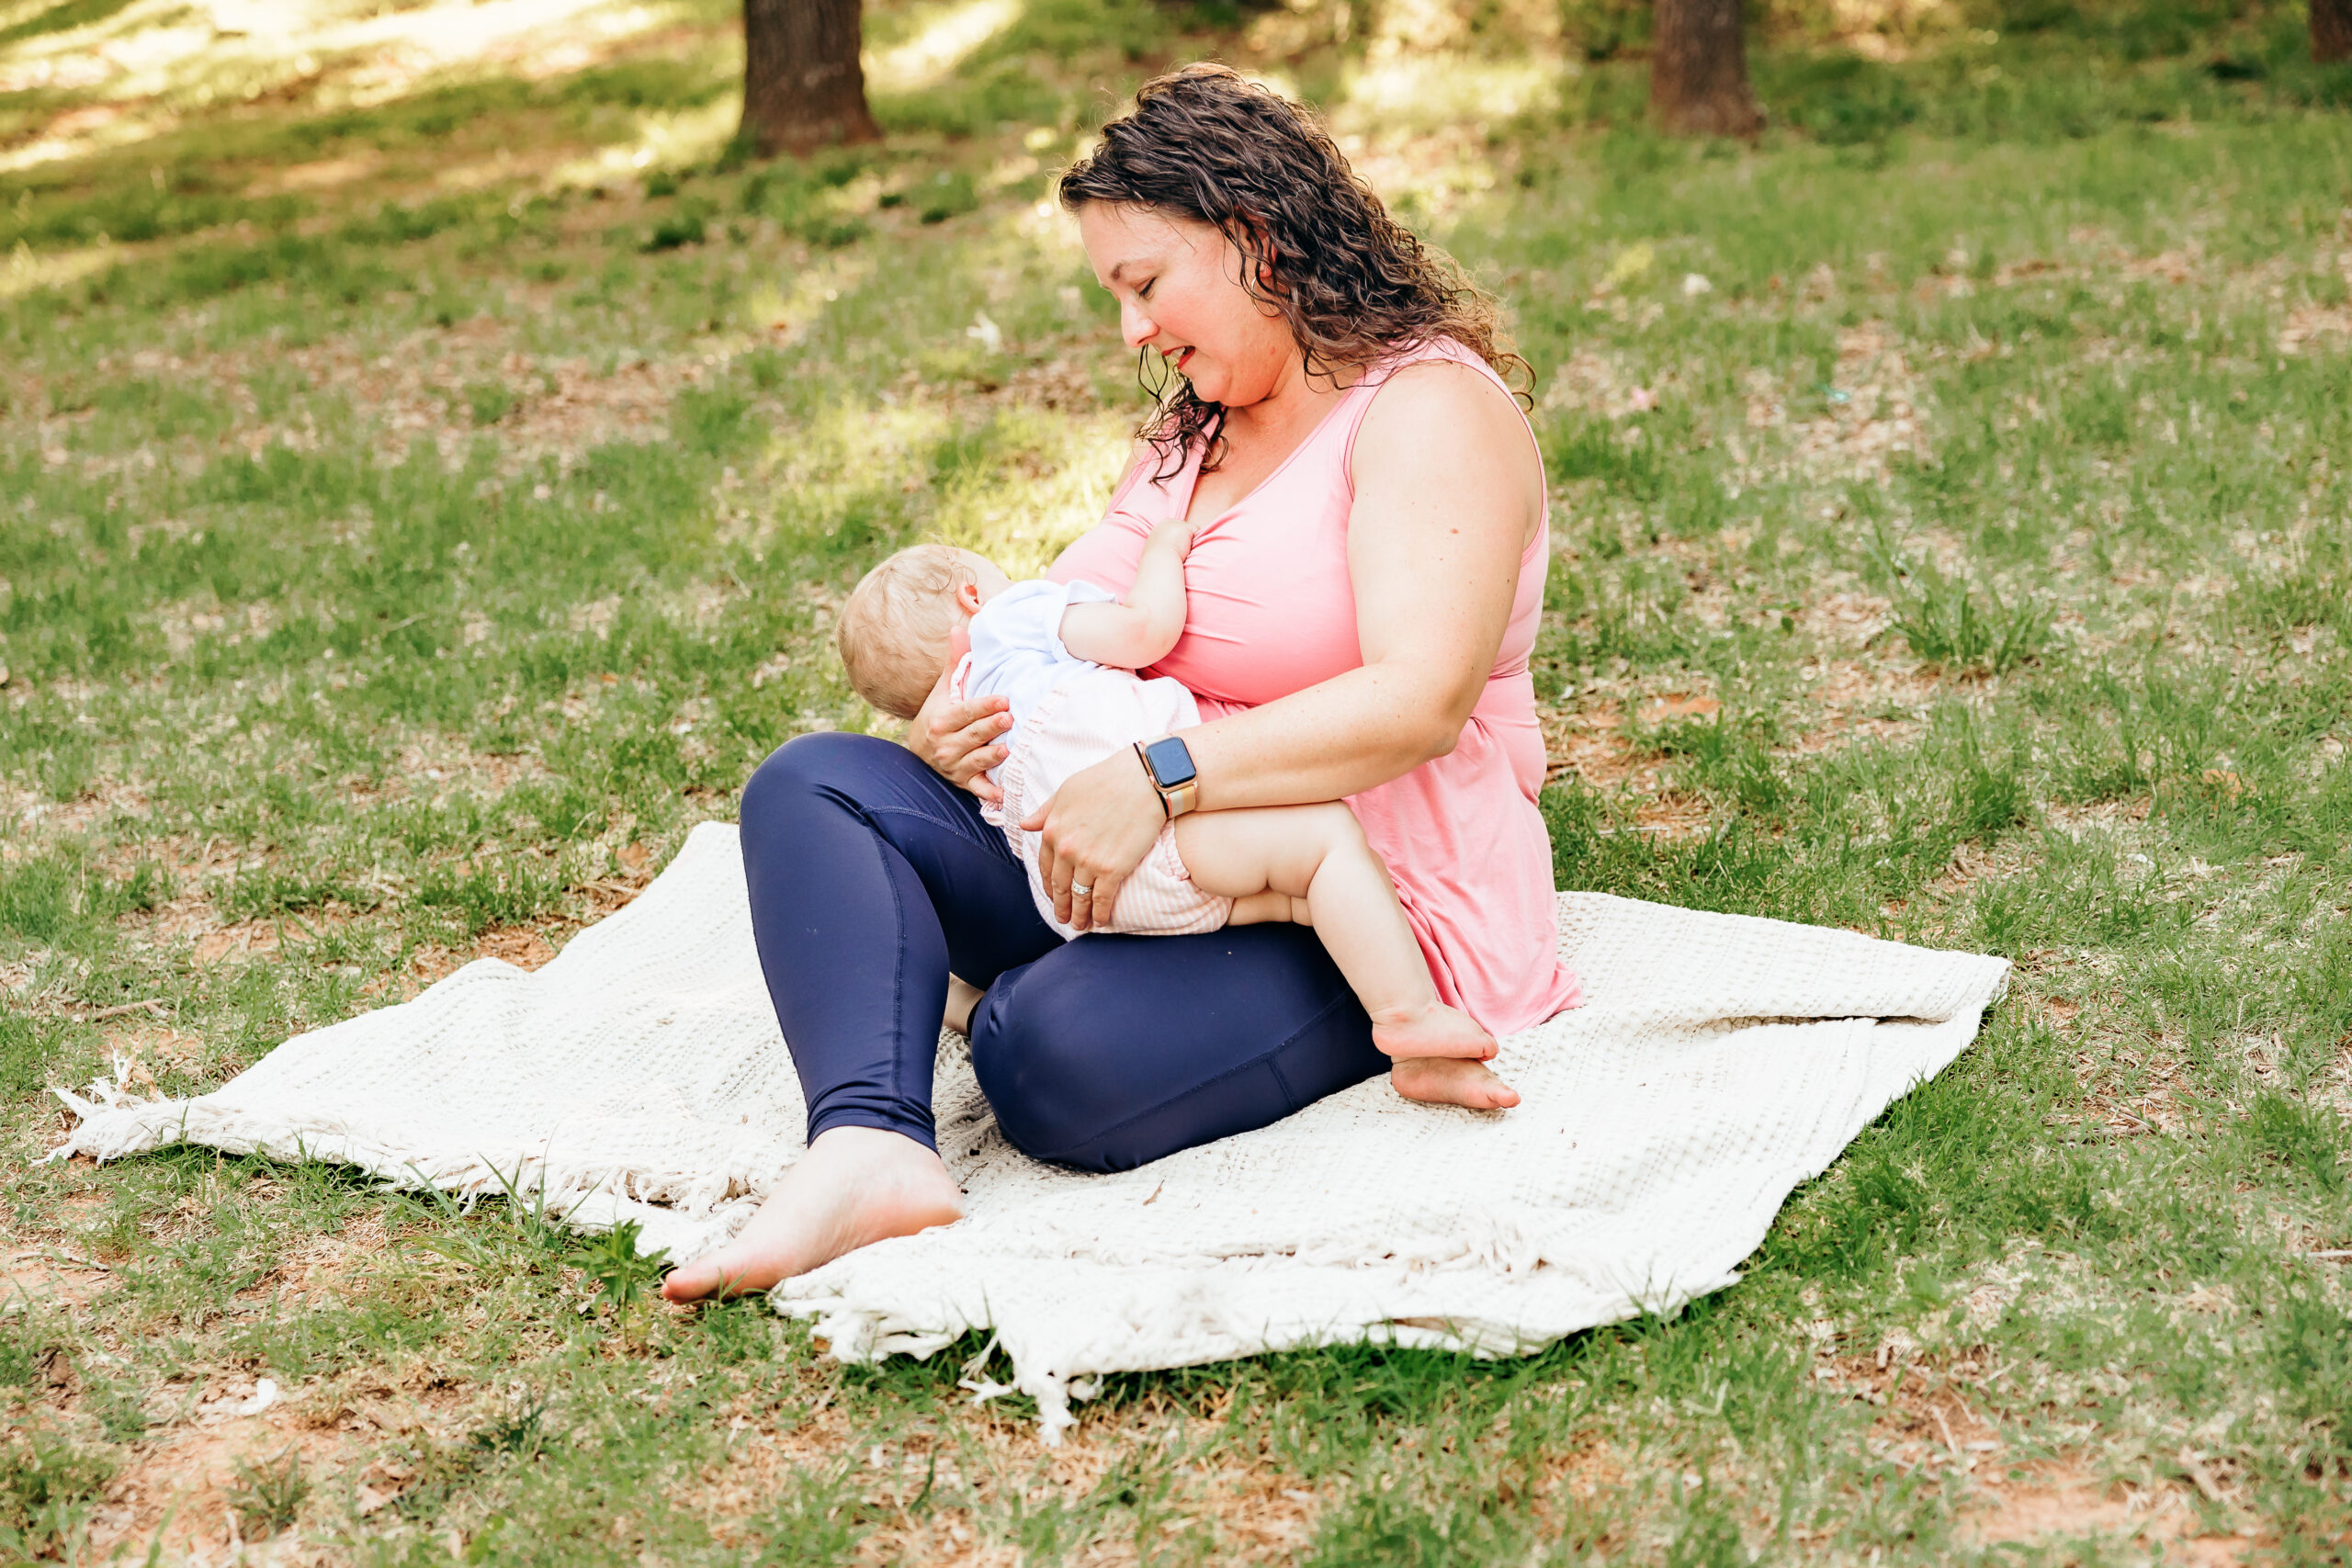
[
  {"left": 1370, "top": 1001, "right": 1498, "bottom": 1061},
  {"left": 660, "top": 1126, "right": 964, "bottom": 1303},
  {"left": 1389, "top": 1055, "right": 1520, "bottom": 1110}
]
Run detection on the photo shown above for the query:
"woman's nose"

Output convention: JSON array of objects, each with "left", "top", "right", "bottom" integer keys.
[{"left": 1119, "top": 299, "right": 1157, "bottom": 349}]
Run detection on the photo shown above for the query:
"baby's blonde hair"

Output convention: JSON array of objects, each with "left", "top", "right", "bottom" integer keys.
[{"left": 838, "top": 545, "right": 974, "bottom": 719}]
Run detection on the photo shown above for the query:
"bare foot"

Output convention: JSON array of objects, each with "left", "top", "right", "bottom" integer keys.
[
  {"left": 944, "top": 975, "right": 982, "bottom": 1037},
  {"left": 659, "top": 1126, "right": 964, "bottom": 1302},
  {"left": 1370, "top": 1001, "right": 1498, "bottom": 1061},
  {"left": 1389, "top": 1055, "right": 1520, "bottom": 1111}
]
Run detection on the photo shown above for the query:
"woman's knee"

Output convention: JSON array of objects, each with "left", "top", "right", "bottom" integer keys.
[
  {"left": 968, "top": 930, "right": 1374, "bottom": 1173},
  {"left": 741, "top": 731, "right": 899, "bottom": 835},
  {"left": 967, "top": 968, "right": 1127, "bottom": 1168}
]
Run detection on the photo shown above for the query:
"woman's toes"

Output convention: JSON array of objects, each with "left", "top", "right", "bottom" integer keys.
[
  {"left": 660, "top": 1245, "right": 779, "bottom": 1303},
  {"left": 660, "top": 1129, "right": 965, "bottom": 1304},
  {"left": 659, "top": 1258, "right": 729, "bottom": 1303}
]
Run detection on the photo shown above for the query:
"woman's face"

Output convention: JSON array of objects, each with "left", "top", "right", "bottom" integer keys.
[{"left": 1076, "top": 202, "right": 1295, "bottom": 409}]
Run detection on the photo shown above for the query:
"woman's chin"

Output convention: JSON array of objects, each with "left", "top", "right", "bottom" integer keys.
[{"left": 1187, "top": 370, "right": 1254, "bottom": 409}]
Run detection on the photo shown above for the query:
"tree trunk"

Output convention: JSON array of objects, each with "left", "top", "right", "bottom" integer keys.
[
  {"left": 1651, "top": 0, "right": 1763, "bottom": 138},
  {"left": 741, "top": 0, "right": 881, "bottom": 157},
  {"left": 2316, "top": 0, "right": 2352, "bottom": 63}
]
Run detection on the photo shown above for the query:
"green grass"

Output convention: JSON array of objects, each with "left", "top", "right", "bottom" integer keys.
[{"left": 4, "top": 0, "right": 2352, "bottom": 1559}]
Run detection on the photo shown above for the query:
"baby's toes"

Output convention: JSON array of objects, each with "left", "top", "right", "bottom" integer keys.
[{"left": 1390, "top": 1056, "right": 1519, "bottom": 1111}]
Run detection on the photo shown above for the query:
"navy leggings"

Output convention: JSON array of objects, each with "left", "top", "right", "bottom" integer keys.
[{"left": 738, "top": 732, "right": 1387, "bottom": 1172}]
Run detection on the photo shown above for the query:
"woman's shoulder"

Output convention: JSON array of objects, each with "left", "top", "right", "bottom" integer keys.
[
  {"left": 1351, "top": 343, "right": 1535, "bottom": 462},
  {"left": 1345, "top": 341, "right": 1545, "bottom": 547},
  {"left": 1363, "top": 336, "right": 1520, "bottom": 403}
]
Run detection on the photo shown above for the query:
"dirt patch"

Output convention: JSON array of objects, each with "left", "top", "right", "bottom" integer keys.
[
  {"left": 128, "top": 330, "right": 714, "bottom": 478},
  {"left": 1642, "top": 694, "right": 1722, "bottom": 724},
  {"left": 1537, "top": 347, "right": 1663, "bottom": 422},
  {"left": 87, "top": 1398, "right": 360, "bottom": 1560},
  {"left": 472, "top": 928, "right": 557, "bottom": 970},
  {"left": 1543, "top": 701, "right": 1648, "bottom": 788},
  {"left": 245, "top": 154, "right": 388, "bottom": 197},
  {"left": 374, "top": 738, "right": 554, "bottom": 802},
  {"left": 1814, "top": 1348, "right": 2008, "bottom": 1483},
  {"left": 1794, "top": 321, "right": 1932, "bottom": 483},
  {"left": 1628, "top": 793, "right": 1714, "bottom": 839},
  {"left": 277, "top": 1213, "right": 399, "bottom": 1301},
  {"left": 193, "top": 920, "right": 287, "bottom": 964},
  {"left": 2280, "top": 302, "right": 2352, "bottom": 355},
  {"left": 6, "top": 777, "right": 147, "bottom": 840},
  {"left": 1960, "top": 1461, "right": 2251, "bottom": 1564},
  {"left": 3, "top": 1245, "right": 112, "bottom": 1312},
  {"left": 1793, "top": 655, "right": 1939, "bottom": 754},
  {"left": 96, "top": 1022, "right": 209, "bottom": 1083},
  {"left": 494, "top": 353, "right": 710, "bottom": 471},
  {"left": 1809, "top": 1332, "right": 2261, "bottom": 1562},
  {"left": 682, "top": 1388, "right": 1327, "bottom": 1566},
  {"left": 993, "top": 352, "right": 1113, "bottom": 413}
]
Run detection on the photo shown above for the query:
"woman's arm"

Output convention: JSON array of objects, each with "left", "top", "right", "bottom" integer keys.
[
  {"left": 1185, "top": 362, "right": 1539, "bottom": 807},
  {"left": 1030, "top": 361, "right": 1543, "bottom": 930}
]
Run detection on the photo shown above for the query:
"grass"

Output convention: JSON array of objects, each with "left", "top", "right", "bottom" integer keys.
[{"left": 3, "top": 0, "right": 2351, "bottom": 1558}]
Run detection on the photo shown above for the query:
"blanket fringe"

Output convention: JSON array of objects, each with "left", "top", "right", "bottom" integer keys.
[{"left": 777, "top": 1297, "right": 1089, "bottom": 1445}]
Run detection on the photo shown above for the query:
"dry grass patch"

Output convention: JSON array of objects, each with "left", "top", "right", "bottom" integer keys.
[{"left": 1960, "top": 1460, "right": 2256, "bottom": 1563}]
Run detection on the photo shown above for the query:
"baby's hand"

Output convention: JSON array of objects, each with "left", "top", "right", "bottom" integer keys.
[{"left": 1146, "top": 517, "right": 1197, "bottom": 553}]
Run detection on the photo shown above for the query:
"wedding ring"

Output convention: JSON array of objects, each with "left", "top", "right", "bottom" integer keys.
[{"left": 1071, "top": 881, "right": 1094, "bottom": 897}]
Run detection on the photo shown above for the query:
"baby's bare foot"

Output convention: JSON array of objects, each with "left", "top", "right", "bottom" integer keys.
[
  {"left": 1371, "top": 1001, "right": 1498, "bottom": 1061},
  {"left": 1389, "top": 1055, "right": 1520, "bottom": 1111},
  {"left": 943, "top": 975, "right": 983, "bottom": 1036},
  {"left": 660, "top": 1126, "right": 963, "bottom": 1303}
]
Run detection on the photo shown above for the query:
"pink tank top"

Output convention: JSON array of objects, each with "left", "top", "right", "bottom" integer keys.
[{"left": 1049, "top": 337, "right": 1582, "bottom": 1032}]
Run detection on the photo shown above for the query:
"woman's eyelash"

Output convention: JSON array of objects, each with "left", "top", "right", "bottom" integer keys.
[{"left": 1137, "top": 280, "right": 1156, "bottom": 299}]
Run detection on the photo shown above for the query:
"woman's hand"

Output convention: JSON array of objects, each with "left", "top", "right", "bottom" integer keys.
[
  {"left": 1021, "top": 746, "right": 1166, "bottom": 931},
  {"left": 907, "top": 674, "right": 1013, "bottom": 804}
]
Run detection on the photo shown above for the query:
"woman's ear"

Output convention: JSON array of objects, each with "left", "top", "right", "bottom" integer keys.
[{"left": 1242, "top": 222, "right": 1283, "bottom": 297}]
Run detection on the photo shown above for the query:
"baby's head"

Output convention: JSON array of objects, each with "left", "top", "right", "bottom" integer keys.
[{"left": 838, "top": 545, "right": 1011, "bottom": 718}]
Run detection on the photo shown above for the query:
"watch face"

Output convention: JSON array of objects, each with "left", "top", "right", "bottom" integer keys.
[{"left": 1143, "top": 737, "right": 1198, "bottom": 788}]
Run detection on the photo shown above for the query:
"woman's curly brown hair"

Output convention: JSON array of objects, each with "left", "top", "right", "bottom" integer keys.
[{"left": 1059, "top": 63, "right": 1530, "bottom": 478}]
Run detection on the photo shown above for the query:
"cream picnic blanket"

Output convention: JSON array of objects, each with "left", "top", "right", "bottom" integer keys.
[{"left": 53, "top": 822, "right": 2007, "bottom": 1441}]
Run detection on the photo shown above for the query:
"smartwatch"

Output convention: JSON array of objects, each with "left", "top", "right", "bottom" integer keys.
[{"left": 1136, "top": 735, "right": 1199, "bottom": 818}]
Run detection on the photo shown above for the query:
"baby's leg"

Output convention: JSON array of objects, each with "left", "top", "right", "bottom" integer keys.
[
  {"left": 1225, "top": 890, "right": 1304, "bottom": 926},
  {"left": 1173, "top": 806, "right": 1515, "bottom": 1106}
]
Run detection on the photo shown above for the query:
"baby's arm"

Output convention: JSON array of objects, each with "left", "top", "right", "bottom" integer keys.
[{"left": 1057, "top": 518, "right": 1193, "bottom": 670}]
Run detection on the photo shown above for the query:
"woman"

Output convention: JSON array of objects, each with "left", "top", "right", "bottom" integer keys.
[{"left": 663, "top": 64, "right": 1579, "bottom": 1303}]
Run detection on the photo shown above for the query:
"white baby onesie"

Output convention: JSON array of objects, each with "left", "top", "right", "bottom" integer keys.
[{"left": 952, "top": 578, "right": 1230, "bottom": 940}]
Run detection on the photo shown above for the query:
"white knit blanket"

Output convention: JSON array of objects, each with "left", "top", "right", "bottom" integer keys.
[{"left": 54, "top": 822, "right": 2007, "bottom": 1440}]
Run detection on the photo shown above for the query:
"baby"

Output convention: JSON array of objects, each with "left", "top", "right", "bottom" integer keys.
[{"left": 837, "top": 523, "right": 1518, "bottom": 1111}]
